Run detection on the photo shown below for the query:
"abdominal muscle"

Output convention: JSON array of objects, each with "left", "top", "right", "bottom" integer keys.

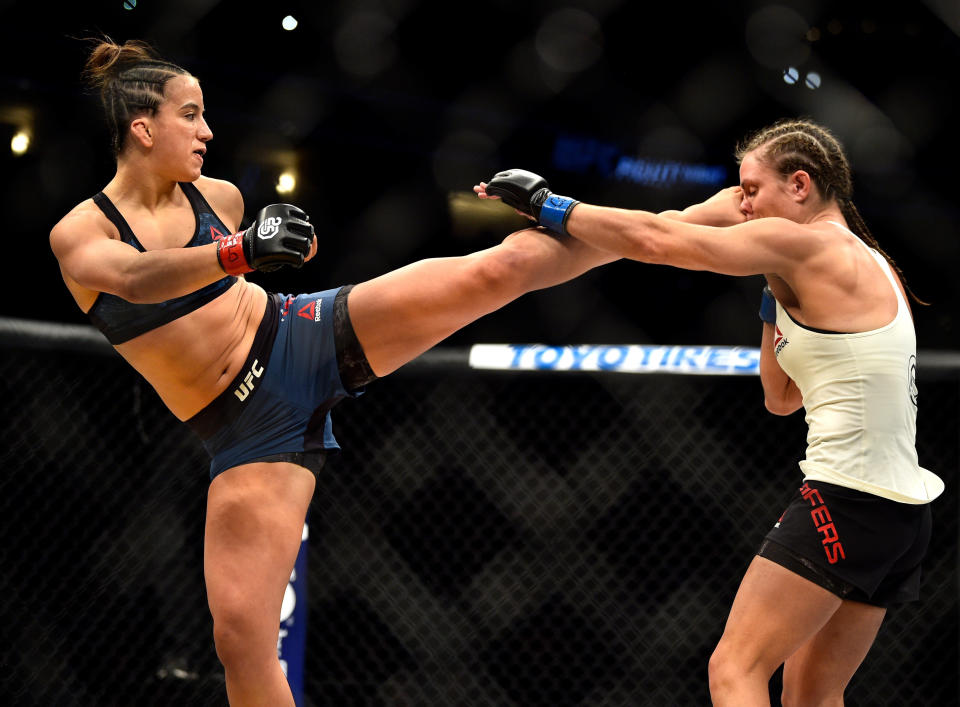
[{"left": 112, "top": 279, "right": 268, "bottom": 421}]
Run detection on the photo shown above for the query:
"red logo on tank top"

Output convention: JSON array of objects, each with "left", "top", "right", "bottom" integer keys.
[
  {"left": 297, "top": 298, "right": 322, "bottom": 322},
  {"left": 774, "top": 325, "right": 789, "bottom": 356},
  {"left": 799, "top": 483, "right": 846, "bottom": 564},
  {"left": 210, "top": 226, "right": 225, "bottom": 241}
]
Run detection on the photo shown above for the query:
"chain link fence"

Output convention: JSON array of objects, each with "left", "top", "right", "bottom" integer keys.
[{"left": 1, "top": 319, "right": 956, "bottom": 706}]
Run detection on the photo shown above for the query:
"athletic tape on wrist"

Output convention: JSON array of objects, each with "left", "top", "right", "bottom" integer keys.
[
  {"left": 539, "top": 195, "right": 578, "bottom": 234},
  {"left": 217, "top": 233, "right": 252, "bottom": 275}
]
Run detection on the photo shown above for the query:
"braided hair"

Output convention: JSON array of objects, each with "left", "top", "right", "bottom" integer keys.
[
  {"left": 82, "top": 37, "right": 191, "bottom": 157},
  {"left": 736, "top": 118, "right": 926, "bottom": 305}
]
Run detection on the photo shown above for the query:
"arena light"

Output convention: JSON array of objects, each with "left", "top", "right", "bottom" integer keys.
[
  {"left": 282, "top": 15, "right": 298, "bottom": 31},
  {"left": 10, "top": 131, "right": 29, "bottom": 155},
  {"left": 805, "top": 71, "right": 822, "bottom": 89},
  {"left": 276, "top": 171, "right": 296, "bottom": 194},
  {"left": 783, "top": 67, "right": 799, "bottom": 85}
]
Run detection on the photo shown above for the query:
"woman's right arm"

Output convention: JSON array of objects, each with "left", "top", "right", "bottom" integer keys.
[
  {"left": 50, "top": 207, "right": 229, "bottom": 304},
  {"left": 758, "top": 321, "right": 803, "bottom": 415}
]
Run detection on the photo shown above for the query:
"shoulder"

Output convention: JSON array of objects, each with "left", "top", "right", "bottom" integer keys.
[
  {"left": 740, "top": 216, "right": 824, "bottom": 238},
  {"left": 49, "top": 198, "right": 118, "bottom": 256},
  {"left": 738, "top": 217, "right": 834, "bottom": 254},
  {"left": 193, "top": 176, "right": 244, "bottom": 230}
]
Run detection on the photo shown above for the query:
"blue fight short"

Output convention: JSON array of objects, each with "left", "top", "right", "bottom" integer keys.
[{"left": 186, "top": 285, "right": 371, "bottom": 479}]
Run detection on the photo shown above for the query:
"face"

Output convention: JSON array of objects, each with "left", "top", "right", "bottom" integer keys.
[
  {"left": 738, "top": 151, "right": 797, "bottom": 221},
  {"left": 144, "top": 75, "right": 213, "bottom": 180}
]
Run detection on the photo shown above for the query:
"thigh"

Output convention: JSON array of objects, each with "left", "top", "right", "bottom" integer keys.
[
  {"left": 347, "top": 251, "right": 516, "bottom": 377},
  {"left": 715, "top": 556, "right": 844, "bottom": 675},
  {"left": 782, "top": 599, "right": 885, "bottom": 700},
  {"left": 347, "top": 228, "right": 614, "bottom": 376},
  {"left": 204, "top": 461, "right": 316, "bottom": 641}
]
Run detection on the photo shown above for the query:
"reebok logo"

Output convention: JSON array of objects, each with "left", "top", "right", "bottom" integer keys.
[
  {"left": 210, "top": 226, "right": 226, "bottom": 241},
  {"left": 257, "top": 216, "right": 282, "bottom": 240},
  {"left": 774, "top": 325, "right": 789, "bottom": 356},
  {"left": 297, "top": 298, "right": 322, "bottom": 322}
]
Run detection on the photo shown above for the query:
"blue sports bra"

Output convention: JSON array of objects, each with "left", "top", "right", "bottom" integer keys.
[{"left": 87, "top": 181, "right": 237, "bottom": 344}]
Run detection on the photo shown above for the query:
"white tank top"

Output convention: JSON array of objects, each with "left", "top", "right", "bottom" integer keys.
[{"left": 773, "top": 227, "right": 943, "bottom": 504}]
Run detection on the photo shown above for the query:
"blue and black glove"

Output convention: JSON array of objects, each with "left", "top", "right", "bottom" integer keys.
[{"left": 484, "top": 169, "right": 580, "bottom": 235}]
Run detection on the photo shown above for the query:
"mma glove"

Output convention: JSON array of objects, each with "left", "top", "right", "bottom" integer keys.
[
  {"left": 759, "top": 285, "right": 777, "bottom": 324},
  {"left": 217, "top": 203, "right": 315, "bottom": 275},
  {"left": 484, "top": 169, "right": 580, "bottom": 235}
]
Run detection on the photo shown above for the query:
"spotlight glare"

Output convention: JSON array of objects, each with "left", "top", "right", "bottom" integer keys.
[
  {"left": 783, "top": 66, "right": 799, "bottom": 85},
  {"left": 282, "top": 15, "right": 298, "bottom": 31},
  {"left": 276, "top": 172, "right": 296, "bottom": 194},
  {"left": 11, "top": 132, "right": 29, "bottom": 155},
  {"left": 805, "top": 71, "right": 822, "bottom": 89}
]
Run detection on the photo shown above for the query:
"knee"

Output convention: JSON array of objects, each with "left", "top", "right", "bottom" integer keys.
[
  {"left": 471, "top": 232, "right": 549, "bottom": 290},
  {"left": 708, "top": 640, "right": 774, "bottom": 700},
  {"left": 211, "top": 608, "right": 247, "bottom": 668},
  {"left": 708, "top": 644, "right": 737, "bottom": 697},
  {"left": 211, "top": 600, "right": 268, "bottom": 670}
]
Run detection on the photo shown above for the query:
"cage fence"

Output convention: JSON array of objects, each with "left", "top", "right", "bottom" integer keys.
[{"left": 1, "top": 320, "right": 956, "bottom": 706}]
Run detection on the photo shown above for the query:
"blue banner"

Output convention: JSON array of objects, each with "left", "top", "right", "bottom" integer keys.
[{"left": 278, "top": 521, "right": 309, "bottom": 706}]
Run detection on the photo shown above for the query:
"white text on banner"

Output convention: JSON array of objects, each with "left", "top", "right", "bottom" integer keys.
[{"left": 468, "top": 344, "right": 760, "bottom": 375}]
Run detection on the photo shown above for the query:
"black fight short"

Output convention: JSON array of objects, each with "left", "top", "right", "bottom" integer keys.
[{"left": 758, "top": 480, "right": 932, "bottom": 607}]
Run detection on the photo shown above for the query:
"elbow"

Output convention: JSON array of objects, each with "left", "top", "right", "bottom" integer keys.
[
  {"left": 632, "top": 236, "right": 666, "bottom": 264},
  {"left": 626, "top": 213, "right": 679, "bottom": 265},
  {"left": 114, "top": 273, "right": 155, "bottom": 304},
  {"left": 115, "top": 281, "right": 144, "bottom": 304},
  {"left": 623, "top": 222, "right": 667, "bottom": 264},
  {"left": 764, "top": 396, "right": 801, "bottom": 416}
]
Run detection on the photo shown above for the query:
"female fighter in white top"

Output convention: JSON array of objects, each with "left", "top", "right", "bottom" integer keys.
[{"left": 475, "top": 118, "right": 943, "bottom": 706}]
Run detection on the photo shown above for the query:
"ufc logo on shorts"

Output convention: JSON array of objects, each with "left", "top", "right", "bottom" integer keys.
[
  {"left": 800, "top": 483, "right": 846, "bottom": 565},
  {"left": 234, "top": 359, "right": 264, "bottom": 401},
  {"left": 257, "top": 217, "right": 282, "bottom": 239}
]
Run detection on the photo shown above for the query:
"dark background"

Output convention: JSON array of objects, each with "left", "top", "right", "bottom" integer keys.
[
  {"left": 1, "top": 0, "right": 958, "bottom": 350},
  {"left": 1, "top": 3, "right": 958, "bottom": 705}
]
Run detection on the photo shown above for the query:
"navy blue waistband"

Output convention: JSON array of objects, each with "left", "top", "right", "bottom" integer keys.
[{"left": 185, "top": 293, "right": 281, "bottom": 440}]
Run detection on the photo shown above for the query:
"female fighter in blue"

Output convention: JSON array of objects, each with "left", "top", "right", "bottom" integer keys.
[{"left": 50, "top": 38, "right": 616, "bottom": 706}]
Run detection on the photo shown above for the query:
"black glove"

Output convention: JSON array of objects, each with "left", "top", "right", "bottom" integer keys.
[
  {"left": 485, "top": 169, "right": 580, "bottom": 234},
  {"left": 217, "top": 203, "right": 314, "bottom": 275}
]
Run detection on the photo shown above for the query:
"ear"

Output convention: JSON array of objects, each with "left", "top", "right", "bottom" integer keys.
[
  {"left": 129, "top": 117, "right": 154, "bottom": 148},
  {"left": 789, "top": 170, "right": 812, "bottom": 202}
]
